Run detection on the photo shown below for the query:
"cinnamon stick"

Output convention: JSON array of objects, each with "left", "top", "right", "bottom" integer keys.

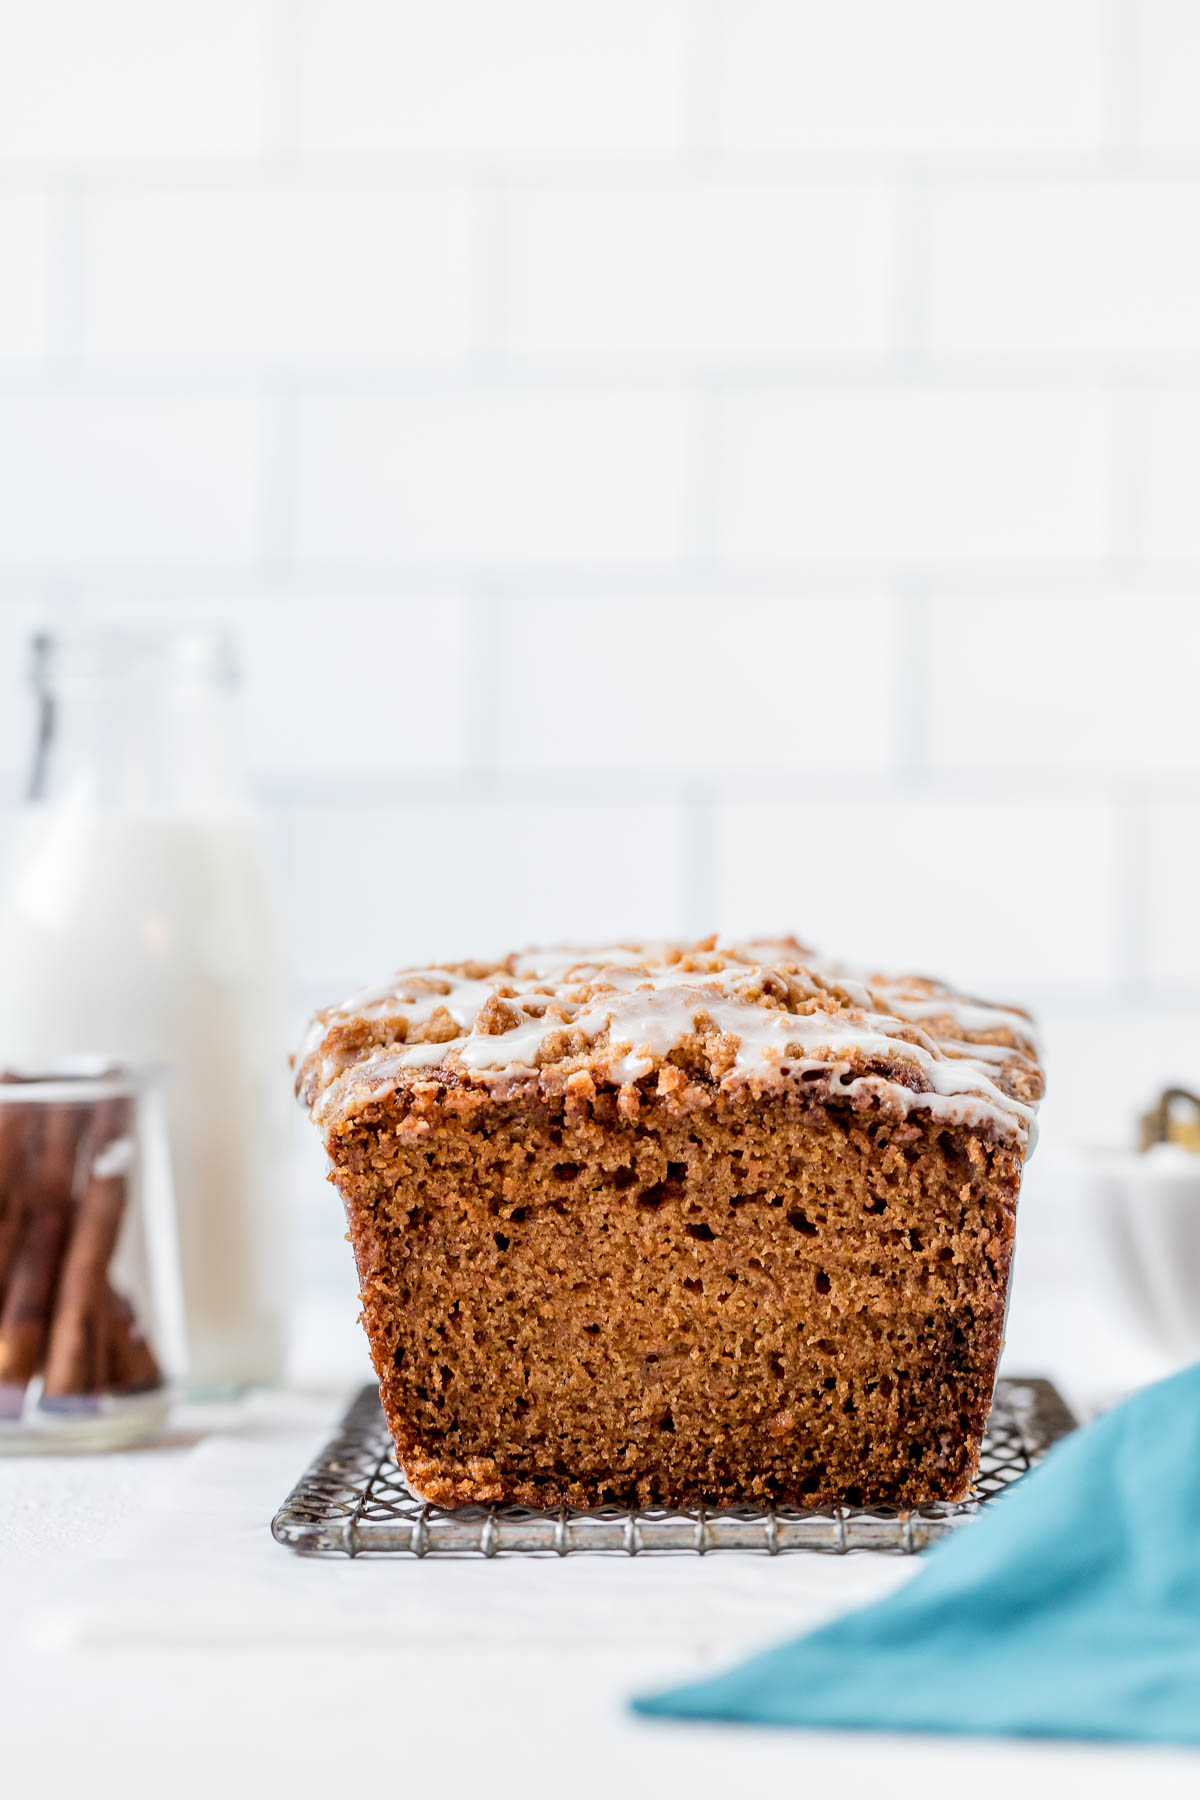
[
  {"left": 42, "top": 1099, "right": 134, "bottom": 1399},
  {"left": 0, "top": 1103, "right": 86, "bottom": 1385},
  {"left": 105, "top": 1285, "right": 163, "bottom": 1394},
  {"left": 0, "top": 1101, "right": 36, "bottom": 1317},
  {"left": 0, "top": 1098, "right": 37, "bottom": 1414},
  {"left": 0, "top": 1087, "right": 165, "bottom": 1408},
  {"left": 100, "top": 1286, "right": 123, "bottom": 1392}
]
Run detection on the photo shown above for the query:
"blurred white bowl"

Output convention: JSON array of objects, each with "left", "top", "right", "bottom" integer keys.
[{"left": 1069, "top": 1144, "right": 1200, "bottom": 1370}]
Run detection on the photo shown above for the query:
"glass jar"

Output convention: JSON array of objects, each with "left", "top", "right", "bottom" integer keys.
[
  {"left": 0, "top": 1062, "right": 183, "bottom": 1451},
  {"left": 0, "top": 630, "right": 291, "bottom": 1392}
]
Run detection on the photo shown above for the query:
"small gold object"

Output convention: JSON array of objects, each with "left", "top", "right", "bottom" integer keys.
[{"left": 1139, "top": 1087, "right": 1200, "bottom": 1153}]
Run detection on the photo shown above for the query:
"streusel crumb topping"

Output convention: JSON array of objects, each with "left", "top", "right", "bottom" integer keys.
[{"left": 296, "top": 938, "right": 1043, "bottom": 1148}]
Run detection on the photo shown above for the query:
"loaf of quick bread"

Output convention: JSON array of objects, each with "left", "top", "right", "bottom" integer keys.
[{"left": 296, "top": 938, "right": 1042, "bottom": 1509}]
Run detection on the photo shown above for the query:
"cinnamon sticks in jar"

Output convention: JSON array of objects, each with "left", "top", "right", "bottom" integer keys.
[
  {"left": 0, "top": 1099, "right": 88, "bottom": 1395},
  {"left": 0, "top": 1076, "right": 163, "bottom": 1415}
]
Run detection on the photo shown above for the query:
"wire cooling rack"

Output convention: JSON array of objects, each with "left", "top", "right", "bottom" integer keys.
[{"left": 271, "top": 1376, "right": 1076, "bottom": 1558}]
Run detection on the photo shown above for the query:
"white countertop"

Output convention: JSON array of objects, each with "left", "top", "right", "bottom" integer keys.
[{"left": 4, "top": 1182, "right": 1198, "bottom": 1800}]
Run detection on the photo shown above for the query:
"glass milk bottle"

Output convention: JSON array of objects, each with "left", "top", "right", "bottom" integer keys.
[{"left": 0, "top": 630, "right": 289, "bottom": 1391}]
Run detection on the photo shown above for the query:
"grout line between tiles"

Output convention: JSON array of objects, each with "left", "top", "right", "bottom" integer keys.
[
  {"left": 50, "top": 178, "right": 85, "bottom": 365},
  {"left": 475, "top": 183, "right": 508, "bottom": 362},
  {"left": 263, "top": 0, "right": 304, "bottom": 174},
  {"left": 892, "top": 177, "right": 929, "bottom": 365},
  {"left": 462, "top": 590, "right": 503, "bottom": 782},
  {"left": 261, "top": 383, "right": 300, "bottom": 577},
  {"left": 680, "top": 783, "right": 717, "bottom": 935},
  {"left": 680, "top": 0, "right": 723, "bottom": 176},
  {"left": 894, "top": 588, "right": 931, "bottom": 784},
  {"left": 1114, "top": 796, "right": 1151, "bottom": 996},
  {"left": 1099, "top": 0, "right": 1140, "bottom": 165},
  {"left": 1105, "top": 383, "right": 1144, "bottom": 575}
]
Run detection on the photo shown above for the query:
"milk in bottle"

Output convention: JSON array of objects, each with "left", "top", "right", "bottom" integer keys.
[{"left": 0, "top": 631, "right": 289, "bottom": 1389}]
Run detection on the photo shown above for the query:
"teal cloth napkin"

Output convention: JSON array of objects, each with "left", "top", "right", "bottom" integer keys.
[{"left": 633, "top": 1362, "right": 1200, "bottom": 1743}]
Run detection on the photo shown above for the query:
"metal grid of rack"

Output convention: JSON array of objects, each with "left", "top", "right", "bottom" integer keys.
[{"left": 272, "top": 1376, "right": 1075, "bottom": 1558}]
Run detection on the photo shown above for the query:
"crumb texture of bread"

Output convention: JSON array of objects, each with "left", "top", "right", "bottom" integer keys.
[{"left": 299, "top": 939, "right": 1042, "bottom": 1509}]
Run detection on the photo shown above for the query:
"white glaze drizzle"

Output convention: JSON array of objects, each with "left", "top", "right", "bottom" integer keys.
[{"left": 300, "top": 941, "right": 1040, "bottom": 1148}]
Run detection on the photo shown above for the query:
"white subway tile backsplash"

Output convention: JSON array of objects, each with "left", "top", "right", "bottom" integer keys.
[
  {"left": 0, "top": 191, "right": 55, "bottom": 362},
  {"left": 296, "top": 0, "right": 685, "bottom": 156},
  {"left": 82, "top": 186, "right": 480, "bottom": 362},
  {"left": 715, "top": 794, "right": 1121, "bottom": 995},
  {"left": 926, "top": 596, "right": 1200, "bottom": 772},
  {"left": 67, "top": 591, "right": 471, "bottom": 780},
  {"left": 1135, "top": 388, "right": 1200, "bottom": 560},
  {"left": 494, "top": 595, "right": 899, "bottom": 773},
  {"left": 283, "top": 794, "right": 687, "bottom": 988},
  {"left": 1134, "top": 0, "right": 1200, "bottom": 150},
  {"left": 295, "top": 389, "right": 695, "bottom": 566},
  {"left": 2, "top": 0, "right": 1199, "bottom": 1177},
  {"left": 927, "top": 180, "right": 1200, "bottom": 358},
  {"left": 0, "top": 395, "right": 267, "bottom": 564},
  {"left": 0, "top": 1, "right": 267, "bottom": 158},
  {"left": 1034, "top": 1008, "right": 1200, "bottom": 1147},
  {"left": 503, "top": 181, "right": 897, "bottom": 362},
  {"left": 240, "top": 596, "right": 470, "bottom": 780},
  {"left": 1145, "top": 803, "right": 1200, "bottom": 986},
  {"left": 716, "top": 387, "right": 1110, "bottom": 566},
  {"left": 242, "top": 597, "right": 467, "bottom": 781},
  {"left": 714, "top": 0, "right": 1104, "bottom": 152}
]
